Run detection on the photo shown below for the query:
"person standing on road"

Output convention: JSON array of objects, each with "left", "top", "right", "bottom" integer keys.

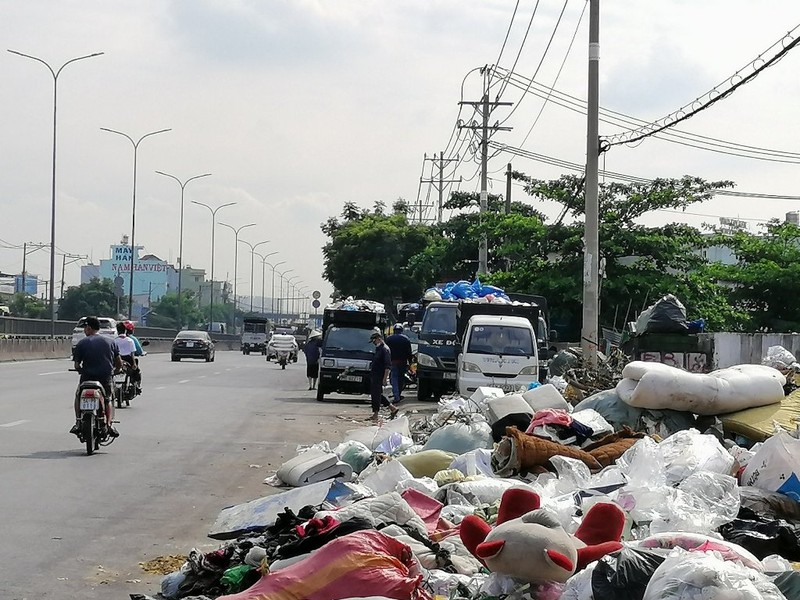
[
  {"left": 71, "top": 316, "right": 123, "bottom": 437},
  {"left": 304, "top": 331, "right": 323, "bottom": 390},
  {"left": 368, "top": 331, "right": 398, "bottom": 422},
  {"left": 385, "top": 324, "right": 413, "bottom": 404}
]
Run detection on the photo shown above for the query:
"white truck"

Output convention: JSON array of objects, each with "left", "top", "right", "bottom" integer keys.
[{"left": 456, "top": 308, "right": 540, "bottom": 397}]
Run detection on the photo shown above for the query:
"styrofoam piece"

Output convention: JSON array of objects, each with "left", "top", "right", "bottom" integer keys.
[
  {"left": 521, "top": 384, "right": 571, "bottom": 413},
  {"left": 469, "top": 387, "right": 505, "bottom": 404},
  {"left": 485, "top": 394, "right": 532, "bottom": 424}
]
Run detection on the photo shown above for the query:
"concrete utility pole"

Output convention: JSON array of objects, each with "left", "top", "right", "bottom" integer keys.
[
  {"left": 582, "top": 0, "right": 601, "bottom": 368},
  {"left": 505, "top": 163, "right": 512, "bottom": 214},
  {"left": 459, "top": 69, "right": 512, "bottom": 276},
  {"left": 60, "top": 252, "right": 87, "bottom": 300},
  {"left": 420, "top": 152, "right": 462, "bottom": 223}
]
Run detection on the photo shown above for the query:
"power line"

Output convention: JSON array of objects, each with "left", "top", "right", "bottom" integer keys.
[{"left": 493, "top": 1, "right": 540, "bottom": 101}]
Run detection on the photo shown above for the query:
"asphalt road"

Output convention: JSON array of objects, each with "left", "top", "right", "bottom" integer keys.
[{"left": 0, "top": 351, "right": 426, "bottom": 599}]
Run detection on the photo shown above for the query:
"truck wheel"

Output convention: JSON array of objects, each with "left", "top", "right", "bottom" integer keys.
[{"left": 417, "top": 379, "right": 433, "bottom": 402}]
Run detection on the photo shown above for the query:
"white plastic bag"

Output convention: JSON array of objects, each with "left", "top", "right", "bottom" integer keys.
[
  {"left": 334, "top": 440, "right": 373, "bottom": 474},
  {"left": 421, "top": 419, "right": 493, "bottom": 454},
  {"left": 649, "top": 471, "right": 740, "bottom": 534},
  {"left": 741, "top": 432, "right": 800, "bottom": 501},
  {"left": 657, "top": 429, "right": 735, "bottom": 485},
  {"left": 762, "top": 345, "right": 800, "bottom": 371},
  {"left": 344, "top": 416, "right": 411, "bottom": 451},
  {"left": 357, "top": 459, "right": 413, "bottom": 495}
]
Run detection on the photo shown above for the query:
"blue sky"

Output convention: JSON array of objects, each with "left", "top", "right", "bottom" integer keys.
[{"left": 1, "top": 1, "right": 799, "bottom": 305}]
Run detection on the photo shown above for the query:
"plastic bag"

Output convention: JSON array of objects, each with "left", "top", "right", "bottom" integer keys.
[
  {"left": 649, "top": 472, "right": 740, "bottom": 534},
  {"left": 657, "top": 429, "right": 735, "bottom": 485},
  {"left": 642, "top": 551, "right": 785, "bottom": 600},
  {"left": 421, "top": 419, "right": 493, "bottom": 454},
  {"left": 741, "top": 432, "right": 800, "bottom": 500},
  {"left": 344, "top": 416, "right": 411, "bottom": 451},
  {"left": 374, "top": 432, "right": 414, "bottom": 456},
  {"left": 357, "top": 458, "right": 413, "bottom": 496},
  {"left": 738, "top": 485, "right": 800, "bottom": 521},
  {"left": 334, "top": 440, "right": 374, "bottom": 474},
  {"left": 591, "top": 548, "right": 665, "bottom": 600},
  {"left": 635, "top": 294, "right": 688, "bottom": 335},
  {"left": 762, "top": 345, "right": 800, "bottom": 371},
  {"left": 720, "top": 517, "right": 800, "bottom": 561}
]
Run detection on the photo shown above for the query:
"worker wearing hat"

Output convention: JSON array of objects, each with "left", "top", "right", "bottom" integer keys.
[{"left": 368, "top": 331, "right": 399, "bottom": 421}]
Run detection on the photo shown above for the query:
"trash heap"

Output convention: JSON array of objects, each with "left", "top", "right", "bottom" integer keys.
[
  {"left": 137, "top": 347, "right": 800, "bottom": 600},
  {"left": 424, "top": 280, "right": 518, "bottom": 304},
  {"left": 326, "top": 297, "right": 386, "bottom": 313}
]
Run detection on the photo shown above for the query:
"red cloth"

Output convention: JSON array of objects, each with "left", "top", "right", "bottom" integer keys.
[
  {"left": 295, "top": 515, "right": 339, "bottom": 538},
  {"left": 401, "top": 488, "right": 444, "bottom": 534},
  {"left": 526, "top": 408, "right": 572, "bottom": 433}
]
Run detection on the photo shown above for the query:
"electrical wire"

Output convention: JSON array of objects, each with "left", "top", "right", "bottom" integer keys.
[
  {"left": 494, "top": 0, "right": 521, "bottom": 70},
  {"left": 494, "top": 0, "right": 540, "bottom": 101}
]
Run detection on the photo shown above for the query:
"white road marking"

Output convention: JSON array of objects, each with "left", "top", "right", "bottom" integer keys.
[
  {"left": 214, "top": 372, "right": 221, "bottom": 375},
  {"left": 199, "top": 375, "right": 207, "bottom": 379},
  {"left": 179, "top": 379, "right": 190, "bottom": 384},
  {"left": 39, "top": 371, "right": 65, "bottom": 376},
  {"left": 0, "top": 420, "right": 29, "bottom": 428},
  {"left": 155, "top": 386, "right": 165, "bottom": 390}
]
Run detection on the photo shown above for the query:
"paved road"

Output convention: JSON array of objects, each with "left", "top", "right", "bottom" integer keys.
[{"left": 0, "top": 351, "right": 424, "bottom": 599}]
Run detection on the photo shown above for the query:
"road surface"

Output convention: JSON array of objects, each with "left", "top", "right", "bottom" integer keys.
[{"left": 0, "top": 351, "right": 422, "bottom": 599}]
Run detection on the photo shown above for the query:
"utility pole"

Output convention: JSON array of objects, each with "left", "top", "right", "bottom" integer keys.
[
  {"left": 505, "top": 163, "right": 512, "bottom": 214},
  {"left": 21, "top": 242, "right": 48, "bottom": 295},
  {"left": 582, "top": 0, "right": 601, "bottom": 368},
  {"left": 420, "top": 152, "right": 461, "bottom": 223},
  {"left": 459, "top": 68, "right": 512, "bottom": 275},
  {"left": 59, "top": 252, "right": 87, "bottom": 300}
]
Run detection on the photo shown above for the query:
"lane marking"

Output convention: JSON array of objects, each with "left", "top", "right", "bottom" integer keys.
[
  {"left": 155, "top": 386, "right": 165, "bottom": 390},
  {"left": 178, "top": 379, "right": 190, "bottom": 384},
  {"left": 213, "top": 372, "right": 221, "bottom": 375},
  {"left": 0, "top": 420, "right": 29, "bottom": 428},
  {"left": 39, "top": 371, "right": 66, "bottom": 376},
  {"left": 199, "top": 375, "right": 207, "bottom": 379}
]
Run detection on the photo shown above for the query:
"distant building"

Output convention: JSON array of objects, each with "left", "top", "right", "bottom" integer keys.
[{"left": 14, "top": 274, "right": 39, "bottom": 295}]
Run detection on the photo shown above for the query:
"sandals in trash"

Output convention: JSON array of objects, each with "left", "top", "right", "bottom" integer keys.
[{"left": 389, "top": 406, "right": 399, "bottom": 420}]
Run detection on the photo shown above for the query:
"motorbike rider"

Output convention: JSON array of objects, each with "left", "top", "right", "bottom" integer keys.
[
  {"left": 71, "top": 316, "right": 122, "bottom": 437},
  {"left": 115, "top": 322, "right": 139, "bottom": 389},
  {"left": 122, "top": 320, "right": 144, "bottom": 393}
]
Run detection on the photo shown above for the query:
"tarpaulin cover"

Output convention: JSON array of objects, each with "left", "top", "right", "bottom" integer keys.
[{"left": 215, "top": 530, "right": 428, "bottom": 600}]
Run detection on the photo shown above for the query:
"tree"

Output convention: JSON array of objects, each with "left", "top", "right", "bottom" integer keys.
[
  {"left": 9, "top": 293, "right": 48, "bottom": 319},
  {"left": 322, "top": 202, "right": 435, "bottom": 308},
  {"left": 147, "top": 291, "right": 203, "bottom": 329},
  {"left": 58, "top": 278, "right": 122, "bottom": 321}
]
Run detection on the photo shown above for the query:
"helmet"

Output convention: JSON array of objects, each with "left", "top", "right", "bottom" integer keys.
[
  {"left": 394, "top": 324, "right": 403, "bottom": 332},
  {"left": 123, "top": 320, "right": 135, "bottom": 333}
]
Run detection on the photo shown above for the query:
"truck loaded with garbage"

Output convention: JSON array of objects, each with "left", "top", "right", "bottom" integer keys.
[{"left": 137, "top": 290, "right": 800, "bottom": 600}]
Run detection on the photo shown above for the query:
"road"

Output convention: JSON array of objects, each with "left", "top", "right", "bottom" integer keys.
[{"left": 0, "top": 351, "right": 422, "bottom": 599}]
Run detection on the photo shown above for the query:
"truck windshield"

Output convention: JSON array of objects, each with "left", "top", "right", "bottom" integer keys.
[
  {"left": 421, "top": 305, "right": 457, "bottom": 335},
  {"left": 467, "top": 325, "right": 534, "bottom": 356},
  {"left": 243, "top": 321, "right": 267, "bottom": 333},
  {"left": 324, "top": 327, "right": 375, "bottom": 353}
]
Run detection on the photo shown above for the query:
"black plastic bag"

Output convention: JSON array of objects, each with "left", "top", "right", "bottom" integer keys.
[
  {"left": 591, "top": 547, "right": 665, "bottom": 600},
  {"left": 719, "top": 517, "right": 800, "bottom": 561},
  {"left": 636, "top": 294, "right": 689, "bottom": 334},
  {"left": 739, "top": 486, "right": 800, "bottom": 522}
]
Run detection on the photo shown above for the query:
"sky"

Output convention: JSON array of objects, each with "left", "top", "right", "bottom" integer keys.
[{"left": 1, "top": 1, "right": 799, "bottom": 307}]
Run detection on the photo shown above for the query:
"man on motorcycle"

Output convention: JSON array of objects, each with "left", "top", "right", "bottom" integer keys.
[
  {"left": 124, "top": 320, "right": 145, "bottom": 393},
  {"left": 115, "top": 322, "right": 140, "bottom": 390},
  {"left": 71, "top": 316, "right": 123, "bottom": 437}
]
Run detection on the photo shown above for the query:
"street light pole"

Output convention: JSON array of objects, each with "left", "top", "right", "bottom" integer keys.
[
  {"left": 219, "top": 222, "right": 256, "bottom": 324},
  {"left": 277, "top": 269, "right": 294, "bottom": 324},
  {"left": 155, "top": 171, "right": 211, "bottom": 329},
  {"left": 101, "top": 127, "right": 171, "bottom": 318},
  {"left": 239, "top": 239, "right": 269, "bottom": 313},
  {"left": 255, "top": 251, "right": 278, "bottom": 315},
  {"left": 191, "top": 200, "right": 235, "bottom": 328},
  {"left": 268, "top": 260, "right": 286, "bottom": 320},
  {"left": 287, "top": 276, "right": 300, "bottom": 320},
  {"left": 8, "top": 49, "right": 104, "bottom": 337}
]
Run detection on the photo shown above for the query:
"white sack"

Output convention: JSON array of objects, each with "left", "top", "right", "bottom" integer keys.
[{"left": 616, "top": 361, "right": 785, "bottom": 415}]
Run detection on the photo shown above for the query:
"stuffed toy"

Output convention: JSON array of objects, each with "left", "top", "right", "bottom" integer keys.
[{"left": 459, "top": 488, "right": 625, "bottom": 583}]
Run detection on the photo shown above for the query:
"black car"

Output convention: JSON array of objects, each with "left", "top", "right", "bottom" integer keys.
[{"left": 171, "top": 330, "right": 216, "bottom": 362}]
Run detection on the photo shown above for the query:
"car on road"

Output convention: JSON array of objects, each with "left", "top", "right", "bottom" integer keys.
[
  {"left": 171, "top": 330, "right": 215, "bottom": 362},
  {"left": 71, "top": 316, "right": 117, "bottom": 357}
]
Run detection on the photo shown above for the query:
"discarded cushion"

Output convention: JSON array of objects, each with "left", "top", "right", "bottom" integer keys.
[
  {"left": 720, "top": 387, "right": 800, "bottom": 442},
  {"left": 616, "top": 361, "right": 785, "bottom": 415},
  {"left": 492, "top": 426, "right": 602, "bottom": 477},
  {"left": 522, "top": 384, "right": 571, "bottom": 412},
  {"left": 277, "top": 449, "right": 353, "bottom": 487},
  {"left": 215, "top": 530, "right": 423, "bottom": 600},
  {"left": 396, "top": 449, "right": 457, "bottom": 478}
]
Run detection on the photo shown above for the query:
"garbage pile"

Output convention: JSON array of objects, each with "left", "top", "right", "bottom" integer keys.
[
  {"left": 424, "top": 280, "right": 521, "bottom": 304},
  {"left": 326, "top": 297, "right": 386, "bottom": 313},
  {"left": 136, "top": 347, "right": 800, "bottom": 600}
]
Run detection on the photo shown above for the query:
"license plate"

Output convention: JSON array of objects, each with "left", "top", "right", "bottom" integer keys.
[
  {"left": 500, "top": 384, "right": 519, "bottom": 392},
  {"left": 80, "top": 397, "right": 99, "bottom": 411},
  {"left": 341, "top": 375, "right": 361, "bottom": 382},
  {"left": 186, "top": 342, "right": 194, "bottom": 348},
  {"left": 443, "top": 372, "right": 457, "bottom": 380}
]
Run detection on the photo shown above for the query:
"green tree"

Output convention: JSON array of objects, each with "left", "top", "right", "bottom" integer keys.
[
  {"left": 322, "top": 202, "right": 435, "bottom": 308},
  {"left": 58, "top": 278, "right": 122, "bottom": 321},
  {"left": 9, "top": 293, "right": 49, "bottom": 318},
  {"left": 147, "top": 291, "right": 203, "bottom": 329}
]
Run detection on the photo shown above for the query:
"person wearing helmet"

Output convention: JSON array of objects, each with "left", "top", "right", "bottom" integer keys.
[{"left": 123, "top": 320, "right": 145, "bottom": 394}]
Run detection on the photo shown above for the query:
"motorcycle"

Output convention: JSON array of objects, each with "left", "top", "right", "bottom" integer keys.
[
  {"left": 267, "top": 333, "right": 298, "bottom": 369},
  {"left": 75, "top": 380, "right": 116, "bottom": 456},
  {"left": 277, "top": 349, "right": 291, "bottom": 369},
  {"left": 113, "top": 364, "right": 136, "bottom": 408}
]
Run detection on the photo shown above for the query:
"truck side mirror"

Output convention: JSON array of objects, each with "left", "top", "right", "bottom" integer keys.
[{"left": 549, "top": 329, "right": 558, "bottom": 342}]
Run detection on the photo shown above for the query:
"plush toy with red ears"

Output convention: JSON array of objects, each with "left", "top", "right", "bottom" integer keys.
[{"left": 459, "top": 488, "right": 625, "bottom": 584}]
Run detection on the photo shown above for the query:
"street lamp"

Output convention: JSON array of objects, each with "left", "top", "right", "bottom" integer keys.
[
  {"left": 192, "top": 200, "right": 235, "bottom": 327},
  {"left": 101, "top": 126, "right": 171, "bottom": 318},
  {"left": 219, "top": 222, "right": 256, "bottom": 320},
  {"left": 255, "top": 251, "right": 279, "bottom": 314},
  {"left": 268, "top": 260, "right": 286, "bottom": 319},
  {"left": 155, "top": 171, "right": 211, "bottom": 328},
  {"left": 239, "top": 239, "right": 269, "bottom": 313},
  {"left": 277, "top": 269, "right": 294, "bottom": 323},
  {"left": 286, "top": 276, "right": 300, "bottom": 320},
  {"left": 8, "top": 49, "right": 104, "bottom": 337}
]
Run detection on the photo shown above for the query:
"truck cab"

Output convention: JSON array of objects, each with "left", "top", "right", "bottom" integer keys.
[
  {"left": 457, "top": 314, "right": 539, "bottom": 396},
  {"left": 415, "top": 301, "right": 459, "bottom": 401},
  {"left": 316, "top": 307, "right": 388, "bottom": 402},
  {"left": 241, "top": 317, "right": 269, "bottom": 355}
]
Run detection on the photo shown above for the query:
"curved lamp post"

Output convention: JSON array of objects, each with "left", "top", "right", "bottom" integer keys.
[
  {"left": 219, "top": 222, "right": 256, "bottom": 319},
  {"left": 191, "top": 200, "right": 235, "bottom": 326},
  {"left": 155, "top": 171, "right": 211, "bottom": 328},
  {"left": 277, "top": 269, "right": 294, "bottom": 323},
  {"left": 101, "top": 127, "right": 171, "bottom": 318},
  {"left": 268, "top": 260, "right": 286, "bottom": 320},
  {"left": 239, "top": 239, "right": 269, "bottom": 313},
  {"left": 285, "top": 274, "right": 300, "bottom": 322},
  {"left": 8, "top": 49, "right": 104, "bottom": 337},
  {"left": 255, "top": 251, "right": 279, "bottom": 315}
]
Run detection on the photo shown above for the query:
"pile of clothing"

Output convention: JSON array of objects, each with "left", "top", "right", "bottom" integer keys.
[{"left": 137, "top": 352, "right": 800, "bottom": 600}]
